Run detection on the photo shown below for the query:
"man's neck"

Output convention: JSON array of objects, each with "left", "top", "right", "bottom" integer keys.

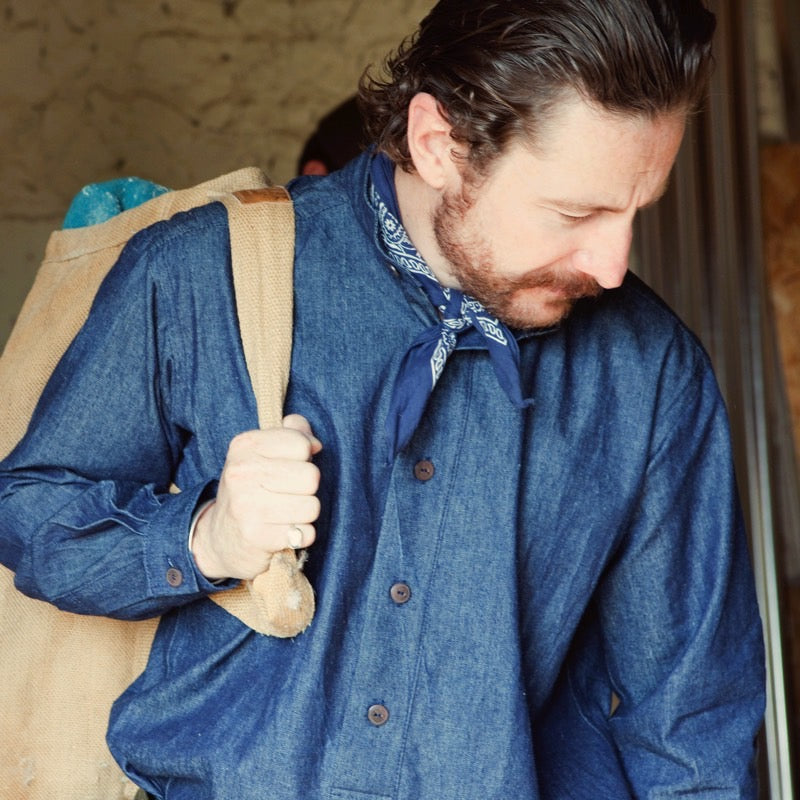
[{"left": 394, "top": 165, "right": 458, "bottom": 289}]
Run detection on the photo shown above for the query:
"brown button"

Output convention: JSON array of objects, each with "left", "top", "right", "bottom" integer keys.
[
  {"left": 413, "top": 459, "right": 435, "bottom": 481},
  {"left": 367, "top": 704, "right": 390, "bottom": 727},
  {"left": 166, "top": 567, "right": 183, "bottom": 588},
  {"left": 390, "top": 583, "right": 411, "bottom": 605}
]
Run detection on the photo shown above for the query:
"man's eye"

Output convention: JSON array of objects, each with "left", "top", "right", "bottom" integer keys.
[{"left": 560, "top": 212, "right": 592, "bottom": 223}]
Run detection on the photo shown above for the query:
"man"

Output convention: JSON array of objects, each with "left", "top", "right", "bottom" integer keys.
[{"left": 0, "top": 1, "right": 765, "bottom": 797}]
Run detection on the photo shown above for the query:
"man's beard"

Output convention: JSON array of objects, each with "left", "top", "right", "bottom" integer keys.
[{"left": 433, "top": 190, "right": 603, "bottom": 330}]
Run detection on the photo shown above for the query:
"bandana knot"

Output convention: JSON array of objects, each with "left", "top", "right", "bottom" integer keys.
[{"left": 369, "top": 156, "right": 533, "bottom": 456}]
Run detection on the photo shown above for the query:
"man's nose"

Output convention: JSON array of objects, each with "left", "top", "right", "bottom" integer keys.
[{"left": 573, "top": 220, "right": 633, "bottom": 289}]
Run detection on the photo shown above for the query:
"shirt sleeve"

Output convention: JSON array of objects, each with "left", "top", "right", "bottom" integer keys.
[
  {"left": 0, "top": 206, "right": 242, "bottom": 619},
  {"left": 584, "top": 341, "right": 764, "bottom": 795}
]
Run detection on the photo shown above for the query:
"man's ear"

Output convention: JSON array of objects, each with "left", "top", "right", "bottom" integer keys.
[{"left": 406, "top": 93, "right": 459, "bottom": 190}]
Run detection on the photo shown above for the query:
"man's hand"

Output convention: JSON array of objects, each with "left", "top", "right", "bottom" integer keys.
[{"left": 191, "top": 414, "right": 322, "bottom": 581}]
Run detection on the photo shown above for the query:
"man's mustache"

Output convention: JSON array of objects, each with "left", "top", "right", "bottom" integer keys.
[{"left": 496, "top": 265, "right": 603, "bottom": 300}]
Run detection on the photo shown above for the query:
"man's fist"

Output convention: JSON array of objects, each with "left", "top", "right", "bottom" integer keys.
[{"left": 191, "top": 414, "right": 322, "bottom": 581}]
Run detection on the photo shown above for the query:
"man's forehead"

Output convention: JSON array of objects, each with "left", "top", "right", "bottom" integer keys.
[{"left": 505, "top": 100, "right": 685, "bottom": 209}]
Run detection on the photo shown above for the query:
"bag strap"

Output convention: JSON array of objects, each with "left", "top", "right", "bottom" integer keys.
[
  {"left": 209, "top": 187, "right": 311, "bottom": 634},
  {"left": 222, "top": 186, "right": 294, "bottom": 429}
]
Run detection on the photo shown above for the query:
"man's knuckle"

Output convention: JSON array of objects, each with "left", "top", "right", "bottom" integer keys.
[{"left": 307, "top": 496, "right": 322, "bottom": 521}]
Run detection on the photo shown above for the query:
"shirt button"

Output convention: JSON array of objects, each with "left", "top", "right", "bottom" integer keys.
[
  {"left": 413, "top": 459, "right": 435, "bottom": 481},
  {"left": 166, "top": 567, "right": 183, "bottom": 587},
  {"left": 367, "top": 704, "right": 390, "bottom": 727},
  {"left": 390, "top": 583, "right": 411, "bottom": 604}
]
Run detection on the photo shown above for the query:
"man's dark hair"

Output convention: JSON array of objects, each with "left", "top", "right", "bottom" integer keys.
[{"left": 358, "top": 0, "right": 716, "bottom": 173}]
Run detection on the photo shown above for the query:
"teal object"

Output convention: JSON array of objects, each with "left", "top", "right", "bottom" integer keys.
[{"left": 62, "top": 177, "right": 169, "bottom": 229}]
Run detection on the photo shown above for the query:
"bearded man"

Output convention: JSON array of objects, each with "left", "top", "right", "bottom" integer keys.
[{"left": 0, "top": 1, "right": 765, "bottom": 797}]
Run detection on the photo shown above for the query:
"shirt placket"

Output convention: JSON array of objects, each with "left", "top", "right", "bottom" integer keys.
[{"left": 325, "top": 398, "right": 467, "bottom": 800}]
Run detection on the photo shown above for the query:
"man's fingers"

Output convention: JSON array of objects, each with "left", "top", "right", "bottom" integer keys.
[
  {"left": 283, "top": 522, "right": 316, "bottom": 550},
  {"left": 219, "top": 474, "right": 321, "bottom": 524},
  {"left": 282, "top": 414, "right": 323, "bottom": 455},
  {"left": 256, "top": 458, "right": 321, "bottom": 496},
  {"left": 222, "top": 440, "right": 320, "bottom": 496},
  {"left": 229, "top": 427, "right": 316, "bottom": 463},
  {"left": 228, "top": 416, "right": 323, "bottom": 463},
  {"left": 196, "top": 418, "right": 323, "bottom": 580},
  {"left": 261, "top": 492, "right": 321, "bottom": 526},
  {"left": 247, "top": 518, "right": 318, "bottom": 557}
]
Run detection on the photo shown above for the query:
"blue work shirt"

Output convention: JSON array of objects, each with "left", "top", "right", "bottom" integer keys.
[{"left": 0, "top": 152, "right": 765, "bottom": 798}]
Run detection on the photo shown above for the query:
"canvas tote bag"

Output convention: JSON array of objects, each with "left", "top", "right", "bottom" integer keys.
[{"left": 0, "top": 169, "right": 300, "bottom": 798}]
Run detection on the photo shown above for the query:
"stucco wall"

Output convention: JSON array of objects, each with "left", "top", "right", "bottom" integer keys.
[{"left": 0, "top": 0, "right": 434, "bottom": 346}]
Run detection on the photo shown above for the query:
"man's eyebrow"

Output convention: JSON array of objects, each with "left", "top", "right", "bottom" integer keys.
[
  {"left": 544, "top": 198, "right": 626, "bottom": 214},
  {"left": 543, "top": 177, "right": 673, "bottom": 214}
]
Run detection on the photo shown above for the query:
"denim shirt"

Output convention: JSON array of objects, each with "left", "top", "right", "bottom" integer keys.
[{"left": 0, "top": 152, "right": 765, "bottom": 798}]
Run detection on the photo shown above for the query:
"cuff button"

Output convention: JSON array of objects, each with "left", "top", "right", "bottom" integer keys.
[{"left": 166, "top": 567, "right": 184, "bottom": 587}]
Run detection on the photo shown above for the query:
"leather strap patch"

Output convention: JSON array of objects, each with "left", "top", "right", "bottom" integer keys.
[{"left": 232, "top": 186, "right": 290, "bottom": 204}]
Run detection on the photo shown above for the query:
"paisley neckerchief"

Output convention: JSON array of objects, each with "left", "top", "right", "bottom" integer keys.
[{"left": 370, "top": 153, "right": 533, "bottom": 456}]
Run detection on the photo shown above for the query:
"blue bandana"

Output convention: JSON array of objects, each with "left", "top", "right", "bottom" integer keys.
[{"left": 370, "top": 154, "right": 534, "bottom": 456}]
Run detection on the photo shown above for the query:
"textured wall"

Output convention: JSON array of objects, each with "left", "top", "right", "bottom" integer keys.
[{"left": 0, "top": 0, "right": 434, "bottom": 345}]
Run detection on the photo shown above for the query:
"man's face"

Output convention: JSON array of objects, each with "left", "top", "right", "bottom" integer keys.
[{"left": 430, "top": 97, "right": 686, "bottom": 329}]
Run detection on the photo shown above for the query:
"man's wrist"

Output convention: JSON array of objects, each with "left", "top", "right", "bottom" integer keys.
[
  {"left": 188, "top": 500, "right": 228, "bottom": 584},
  {"left": 188, "top": 499, "right": 215, "bottom": 551}
]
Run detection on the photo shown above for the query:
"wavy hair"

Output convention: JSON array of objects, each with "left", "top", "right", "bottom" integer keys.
[{"left": 359, "top": 0, "right": 716, "bottom": 173}]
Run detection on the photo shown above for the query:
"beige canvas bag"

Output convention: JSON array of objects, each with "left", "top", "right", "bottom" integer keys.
[{"left": 0, "top": 169, "right": 303, "bottom": 798}]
